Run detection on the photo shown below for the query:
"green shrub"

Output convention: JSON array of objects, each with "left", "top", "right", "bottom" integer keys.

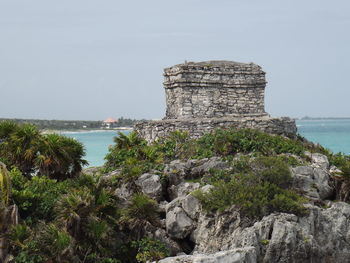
[
  {"left": 276, "top": 155, "right": 303, "bottom": 166},
  {"left": 155, "top": 130, "right": 197, "bottom": 160},
  {"left": 328, "top": 152, "right": 349, "bottom": 167},
  {"left": 104, "top": 128, "right": 310, "bottom": 183},
  {"left": 250, "top": 156, "right": 293, "bottom": 189},
  {"left": 131, "top": 237, "right": 169, "bottom": 263},
  {"left": 260, "top": 239, "right": 269, "bottom": 246},
  {"left": 193, "top": 156, "right": 306, "bottom": 219},
  {"left": 85, "top": 254, "right": 121, "bottom": 263},
  {"left": 0, "top": 120, "right": 87, "bottom": 179},
  {"left": 33, "top": 223, "right": 73, "bottom": 262},
  {"left": 9, "top": 224, "right": 31, "bottom": 250},
  {"left": 104, "top": 132, "right": 164, "bottom": 178},
  {"left": 119, "top": 193, "right": 159, "bottom": 227},
  {"left": 10, "top": 170, "right": 71, "bottom": 223},
  {"left": 195, "top": 128, "right": 306, "bottom": 157},
  {"left": 13, "top": 252, "right": 43, "bottom": 263},
  {"left": 11, "top": 223, "right": 73, "bottom": 263}
]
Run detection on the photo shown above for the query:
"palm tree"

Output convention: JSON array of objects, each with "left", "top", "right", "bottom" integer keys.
[
  {"left": 0, "top": 121, "right": 87, "bottom": 179},
  {"left": 0, "top": 123, "right": 40, "bottom": 176},
  {"left": 119, "top": 193, "right": 159, "bottom": 239},
  {"left": 36, "top": 134, "right": 88, "bottom": 180},
  {"left": 34, "top": 223, "right": 74, "bottom": 263},
  {"left": 113, "top": 131, "right": 145, "bottom": 151},
  {"left": 54, "top": 175, "right": 119, "bottom": 260},
  {"left": 55, "top": 188, "right": 94, "bottom": 239},
  {"left": 0, "top": 121, "right": 17, "bottom": 140}
]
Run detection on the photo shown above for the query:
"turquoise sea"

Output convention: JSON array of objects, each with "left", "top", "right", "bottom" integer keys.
[
  {"left": 296, "top": 119, "right": 350, "bottom": 155},
  {"left": 63, "top": 130, "right": 130, "bottom": 167},
  {"left": 63, "top": 119, "right": 350, "bottom": 167}
]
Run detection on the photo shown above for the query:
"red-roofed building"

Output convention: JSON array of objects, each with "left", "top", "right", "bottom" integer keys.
[{"left": 102, "top": 117, "right": 118, "bottom": 129}]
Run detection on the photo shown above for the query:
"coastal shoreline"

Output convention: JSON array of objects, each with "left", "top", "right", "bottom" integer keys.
[{"left": 41, "top": 127, "right": 133, "bottom": 134}]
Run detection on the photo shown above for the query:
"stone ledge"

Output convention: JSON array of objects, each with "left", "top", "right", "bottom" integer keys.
[
  {"left": 164, "top": 81, "right": 267, "bottom": 88},
  {"left": 164, "top": 69, "right": 265, "bottom": 76},
  {"left": 134, "top": 116, "right": 297, "bottom": 142}
]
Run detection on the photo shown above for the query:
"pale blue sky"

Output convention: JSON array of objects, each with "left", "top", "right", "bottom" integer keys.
[{"left": 0, "top": 0, "right": 349, "bottom": 120}]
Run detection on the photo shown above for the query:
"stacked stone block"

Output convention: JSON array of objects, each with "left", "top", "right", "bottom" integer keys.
[
  {"left": 135, "top": 61, "right": 297, "bottom": 141},
  {"left": 164, "top": 61, "right": 266, "bottom": 119}
]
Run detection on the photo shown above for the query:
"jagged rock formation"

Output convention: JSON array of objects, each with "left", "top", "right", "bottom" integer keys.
[
  {"left": 158, "top": 247, "right": 257, "bottom": 263},
  {"left": 135, "top": 61, "right": 297, "bottom": 141},
  {"left": 108, "top": 153, "right": 350, "bottom": 263}
]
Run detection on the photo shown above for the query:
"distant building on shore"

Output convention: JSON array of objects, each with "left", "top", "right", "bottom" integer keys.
[{"left": 102, "top": 117, "right": 118, "bottom": 129}]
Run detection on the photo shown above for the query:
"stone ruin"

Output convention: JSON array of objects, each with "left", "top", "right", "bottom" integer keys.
[{"left": 135, "top": 60, "right": 297, "bottom": 142}]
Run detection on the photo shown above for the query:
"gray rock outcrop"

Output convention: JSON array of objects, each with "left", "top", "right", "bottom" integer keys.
[
  {"left": 157, "top": 247, "right": 257, "bottom": 263},
  {"left": 166, "top": 206, "right": 195, "bottom": 239},
  {"left": 151, "top": 154, "right": 350, "bottom": 262},
  {"left": 188, "top": 202, "right": 350, "bottom": 263},
  {"left": 292, "top": 166, "right": 334, "bottom": 200},
  {"left": 135, "top": 173, "right": 163, "bottom": 201}
]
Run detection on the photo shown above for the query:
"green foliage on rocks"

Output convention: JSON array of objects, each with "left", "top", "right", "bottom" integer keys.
[
  {"left": 104, "top": 129, "right": 311, "bottom": 219},
  {"left": 131, "top": 237, "right": 169, "bottom": 263},
  {"left": 119, "top": 193, "right": 159, "bottom": 229},
  {"left": 1, "top": 122, "right": 168, "bottom": 263},
  {"left": 104, "top": 132, "right": 164, "bottom": 178},
  {"left": 0, "top": 121, "right": 88, "bottom": 180},
  {"left": 193, "top": 156, "right": 307, "bottom": 219},
  {"left": 105, "top": 128, "right": 309, "bottom": 175},
  {"left": 10, "top": 168, "right": 72, "bottom": 223},
  {"left": 7, "top": 170, "right": 165, "bottom": 262},
  {"left": 5, "top": 123, "right": 350, "bottom": 262},
  {"left": 194, "top": 128, "right": 306, "bottom": 158}
]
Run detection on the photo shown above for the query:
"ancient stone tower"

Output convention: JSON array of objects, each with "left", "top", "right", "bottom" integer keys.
[{"left": 135, "top": 60, "right": 296, "bottom": 141}]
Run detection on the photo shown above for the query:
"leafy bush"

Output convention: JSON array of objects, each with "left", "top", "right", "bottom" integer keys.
[
  {"left": 104, "top": 132, "right": 164, "bottom": 178},
  {"left": 9, "top": 224, "right": 31, "bottom": 250},
  {"left": 193, "top": 156, "right": 306, "bottom": 219},
  {"left": 104, "top": 129, "right": 309, "bottom": 181},
  {"left": 197, "top": 128, "right": 306, "bottom": 157},
  {"left": 155, "top": 130, "right": 197, "bottom": 160},
  {"left": 9, "top": 223, "right": 73, "bottom": 263},
  {"left": 119, "top": 193, "right": 159, "bottom": 228},
  {"left": 34, "top": 223, "right": 73, "bottom": 262},
  {"left": 0, "top": 120, "right": 87, "bottom": 179},
  {"left": 13, "top": 252, "right": 43, "bottom": 263},
  {"left": 131, "top": 237, "right": 169, "bottom": 263},
  {"left": 10, "top": 169, "right": 71, "bottom": 223},
  {"left": 250, "top": 156, "right": 293, "bottom": 189},
  {"left": 36, "top": 133, "right": 88, "bottom": 180}
]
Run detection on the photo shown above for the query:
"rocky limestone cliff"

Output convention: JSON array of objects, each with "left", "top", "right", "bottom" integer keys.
[{"left": 106, "top": 152, "right": 350, "bottom": 263}]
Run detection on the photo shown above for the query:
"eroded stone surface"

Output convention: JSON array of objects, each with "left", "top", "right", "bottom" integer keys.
[
  {"left": 191, "top": 202, "right": 350, "bottom": 263},
  {"left": 163, "top": 61, "right": 266, "bottom": 119},
  {"left": 166, "top": 207, "right": 195, "bottom": 239},
  {"left": 292, "top": 165, "right": 334, "bottom": 200},
  {"left": 134, "top": 60, "right": 296, "bottom": 142},
  {"left": 135, "top": 173, "right": 163, "bottom": 201},
  {"left": 157, "top": 247, "right": 257, "bottom": 263}
]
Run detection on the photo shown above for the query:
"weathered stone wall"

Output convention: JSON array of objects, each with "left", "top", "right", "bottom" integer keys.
[
  {"left": 134, "top": 60, "right": 297, "bottom": 142},
  {"left": 165, "top": 87, "right": 266, "bottom": 119},
  {"left": 164, "top": 61, "right": 266, "bottom": 119},
  {"left": 135, "top": 116, "right": 297, "bottom": 142}
]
